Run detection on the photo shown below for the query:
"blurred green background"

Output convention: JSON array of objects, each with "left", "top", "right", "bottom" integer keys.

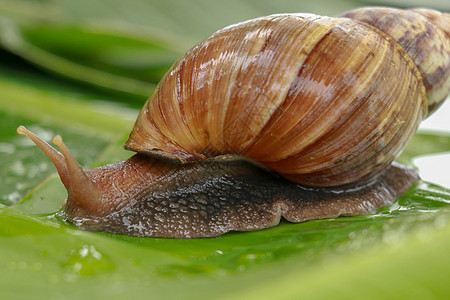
[{"left": 0, "top": 0, "right": 449, "bottom": 299}]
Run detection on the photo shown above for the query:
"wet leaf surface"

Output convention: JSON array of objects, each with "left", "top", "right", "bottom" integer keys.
[{"left": 0, "top": 0, "right": 449, "bottom": 299}]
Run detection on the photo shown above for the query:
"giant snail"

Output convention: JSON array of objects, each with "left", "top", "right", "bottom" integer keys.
[{"left": 17, "top": 7, "right": 450, "bottom": 238}]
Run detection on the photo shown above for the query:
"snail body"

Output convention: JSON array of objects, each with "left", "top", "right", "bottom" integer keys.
[{"left": 18, "top": 7, "right": 450, "bottom": 238}]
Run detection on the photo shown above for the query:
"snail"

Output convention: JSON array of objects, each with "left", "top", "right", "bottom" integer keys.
[{"left": 17, "top": 7, "right": 449, "bottom": 238}]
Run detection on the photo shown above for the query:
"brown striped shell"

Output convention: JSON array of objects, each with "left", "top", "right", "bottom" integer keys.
[
  {"left": 341, "top": 7, "right": 450, "bottom": 114},
  {"left": 125, "top": 7, "right": 450, "bottom": 188}
]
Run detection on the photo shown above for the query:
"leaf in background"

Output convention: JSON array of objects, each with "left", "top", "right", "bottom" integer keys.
[
  {"left": 397, "top": 132, "right": 450, "bottom": 165},
  {"left": 0, "top": 0, "right": 369, "bottom": 96},
  {"left": 1, "top": 0, "right": 450, "bottom": 298},
  {"left": 1, "top": 0, "right": 447, "bottom": 96},
  {"left": 0, "top": 62, "right": 136, "bottom": 207},
  {"left": 360, "top": 0, "right": 449, "bottom": 10},
  {"left": 0, "top": 19, "right": 166, "bottom": 96}
]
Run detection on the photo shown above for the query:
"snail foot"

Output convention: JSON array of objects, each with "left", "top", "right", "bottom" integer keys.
[{"left": 61, "top": 159, "right": 418, "bottom": 238}]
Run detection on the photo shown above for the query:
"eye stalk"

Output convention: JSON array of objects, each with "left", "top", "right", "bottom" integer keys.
[
  {"left": 17, "top": 126, "right": 69, "bottom": 189},
  {"left": 17, "top": 126, "right": 101, "bottom": 212}
]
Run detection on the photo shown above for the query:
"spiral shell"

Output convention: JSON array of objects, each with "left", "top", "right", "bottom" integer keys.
[
  {"left": 341, "top": 7, "right": 450, "bottom": 114},
  {"left": 125, "top": 8, "right": 449, "bottom": 188}
]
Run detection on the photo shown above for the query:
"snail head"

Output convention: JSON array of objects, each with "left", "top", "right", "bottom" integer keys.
[{"left": 17, "top": 126, "right": 126, "bottom": 219}]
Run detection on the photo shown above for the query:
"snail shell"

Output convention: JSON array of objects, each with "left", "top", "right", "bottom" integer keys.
[
  {"left": 341, "top": 7, "right": 450, "bottom": 114},
  {"left": 17, "top": 7, "right": 449, "bottom": 238},
  {"left": 125, "top": 8, "right": 444, "bottom": 187}
]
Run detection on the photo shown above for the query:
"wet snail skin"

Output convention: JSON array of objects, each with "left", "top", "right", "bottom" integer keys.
[{"left": 18, "top": 7, "right": 449, "bottom": 238}]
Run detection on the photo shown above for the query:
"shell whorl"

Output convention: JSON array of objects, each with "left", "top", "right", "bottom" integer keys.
[
  {"left": 341, "top": 7, "right": 450, "bottom": 115},
  {"left": 125, "top": 9, "right": 444, "bottom": 187}
]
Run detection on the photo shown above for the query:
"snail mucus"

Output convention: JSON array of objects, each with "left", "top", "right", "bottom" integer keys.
[{"left": 17, "top": 7, "right": 450, "bottom": 238}]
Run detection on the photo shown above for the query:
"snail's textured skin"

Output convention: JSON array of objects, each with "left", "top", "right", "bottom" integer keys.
[
  {"left": 61, "top": 155, "right": 418, "bottom": 238},
  {"left": 17, "top": 7, "right": 450, "bottom": 238}
]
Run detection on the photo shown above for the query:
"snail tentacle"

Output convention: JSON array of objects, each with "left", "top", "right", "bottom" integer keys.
[
  {"left": 18, "top": 126, "right": 102, "bottom": 213},
  {"left": 51, "top": 135, "right": 102, "bottom": 213},
  {"left": 17, "top": 126, "right": 70, "bottom": 189}
]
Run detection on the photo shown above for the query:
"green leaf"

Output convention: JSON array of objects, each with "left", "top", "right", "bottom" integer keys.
[
  {"left": 0, "top": 63, "right": 135, "bottom": 207},
  {"left": 0, "top": 0, "right": 450, "bottom": 298},
  {"left": 0, "top": 0, "right": 367, "bottom": 95},
  {"left": 1, "top": 183, "right": 450, "bottom": 299},
  {"left": 360, "top": 0, "right": 449, "bottom": 10},
  {"left": 2, "top": 64, "right": 450, "bottom": 297},
  {"left": 0, "top": 19, "right": 161, "bottom": 96}
]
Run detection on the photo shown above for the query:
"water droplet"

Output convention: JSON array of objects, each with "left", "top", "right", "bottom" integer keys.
[
  {"left": 48, "top": 274, "right": 59, "bottom": 284},
  {"left": 0, "top": 142, "right": 15, "bottom": 154},
  {"left": 63, "top": 273, "right": 77, "bottom": 282},
  {"left": 382, "top": 229, "right": 403, "bottom": 246},
  {"left": 236, "top": 251, "right": 274, "bottom": 267},
  {"left": 3, "top": 191, "right": 20, "bottom": 204},
  {"left": 18, "top": 261, "right": 27, "bottom": 270},
  {"left": 31, "top": 262, "right": 43, "bottom": 272},
  {"left": 10, "top": 160, "right": 26, "bottom": 176},
  {"left": 435, "top": 214, "right": 447, "bottom": 229},
  {"left": 62, "top": 245, "right": 115, "bottom": 276},
  {"left": 156, "top": 263, "right": 214, "bottom": 278},
  {"left": 416, "top": 227, "right": 433, "bottom": 243}
]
